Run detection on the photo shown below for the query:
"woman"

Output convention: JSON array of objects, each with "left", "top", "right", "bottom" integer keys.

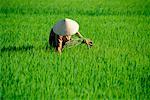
[{"left": 49, "top": 18, "right": 93, "bottom": 53}]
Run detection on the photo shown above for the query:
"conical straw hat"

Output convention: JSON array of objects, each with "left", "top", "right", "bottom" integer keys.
[{"left": 53, "top": 18, "right": 79, "bottom": 36}]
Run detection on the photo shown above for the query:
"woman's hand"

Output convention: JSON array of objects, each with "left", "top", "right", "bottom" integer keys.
[{"left": 83, "top": 39, "right": 93, "bottom": 47}]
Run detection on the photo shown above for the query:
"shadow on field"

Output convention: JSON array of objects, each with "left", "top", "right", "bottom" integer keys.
[
  {"left": 0, "top": 43, "right": 53, "bottom": 52},
  {"left": 0, "top": 45, "right": 34, "bottom": 52}
]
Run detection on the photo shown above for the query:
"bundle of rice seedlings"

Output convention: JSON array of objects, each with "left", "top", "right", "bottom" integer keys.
[{"left": 63, "top": 38, "right": 84, "bottom": 48}]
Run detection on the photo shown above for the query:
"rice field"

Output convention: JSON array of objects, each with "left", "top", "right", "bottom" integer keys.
[{"left": 0, "top": 0, "right": 150, "bottom": 99}]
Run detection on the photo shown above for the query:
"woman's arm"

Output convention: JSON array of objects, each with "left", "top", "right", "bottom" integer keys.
[
  {"left": 56, "top": 35, "right": 63, "bottom": 53},
  {"left": 76, "top": 32, "right": 93, "bottom": 46},
  {"left": 76, "top": 32, "right": 84, "bottom": 38}
]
